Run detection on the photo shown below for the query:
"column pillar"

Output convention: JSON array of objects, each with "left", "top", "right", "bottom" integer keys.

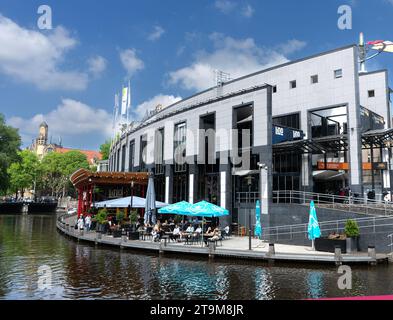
[
  {"left": 165, "top": 164, "right": 173, "bottom": 204},
  {"left": 188, "top": 164, "right": 198, "bottom": 204},
  {"left": 219, "top": 161, "right": 232, "bottom": 227}
]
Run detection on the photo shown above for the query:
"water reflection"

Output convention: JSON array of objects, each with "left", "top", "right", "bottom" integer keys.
[{"left": 1, "top": 215, "right": 393, "bottom": 300}]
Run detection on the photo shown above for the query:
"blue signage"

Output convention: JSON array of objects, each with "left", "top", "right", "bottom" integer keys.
[{"left": 272, "top": 125, "right": 304, "bottom": 144}]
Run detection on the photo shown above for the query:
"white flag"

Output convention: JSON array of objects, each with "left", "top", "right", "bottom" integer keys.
[{"left": 121, "top": 87, "right": 128, "bottom": 116}]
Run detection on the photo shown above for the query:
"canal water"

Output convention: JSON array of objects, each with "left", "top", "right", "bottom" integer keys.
[{"left": 1, "top": 214, "right": 393, "bottom": 300}]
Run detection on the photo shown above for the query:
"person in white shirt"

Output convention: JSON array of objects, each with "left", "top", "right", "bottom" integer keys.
[
  {"left": 195, "top": 226, "right": 202, "bottom": 234},
  {"left": 77, "top": 216, "right": 84, "bottom": 231},
  {"left": 186, "top": 225, "right": 194, "bottom": 233},
  {"left": 85, "top": 215, "right": 92, "bottom": 232}
]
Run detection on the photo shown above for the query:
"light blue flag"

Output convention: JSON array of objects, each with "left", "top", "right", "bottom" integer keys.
[
  {"left": 255, "top": 200, "right": 262, "bottom": 238},
  {"left": 308, "top": 201, "right": 321, "bottom": 241}
]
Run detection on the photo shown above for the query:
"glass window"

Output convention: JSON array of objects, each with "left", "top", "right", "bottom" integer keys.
[
  {"left": 129, "top": 140, "right": 135, "bottom": 172},
  {"left": 140, "top": 135, "right": 147, "bottom": 172},
  {"left": 174, "top": 122, "right": 187, "bottom": 173},
  {"left": 155, "top": 128, "right": 165, "bottom": 175},
  {"left": 368, "top": 90, "right": 375, "bottom": 98},
  {"left": 311, "top": 75, "right": 318, "bottom": 84},
  {"left": 334, "top": 69, "right": 343, "bottom": 79},
  {"left": 290, "top": 80, "right": 297, "bottom": 89}
]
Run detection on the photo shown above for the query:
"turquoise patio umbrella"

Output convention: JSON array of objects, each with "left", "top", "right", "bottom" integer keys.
[
  {"left": 308, "top": 201, "right": 321, "bottom": 250},
  {"left": 188, "top": 201, "right": 229, "bottom": 218},
  {"left": 189, "top": 201, "right": 229, "bottom": 247},
  {"left": 254, "top": 200, "right": 262, "bottom": 239},
  {"left": 158, "top": 201, "right": 193, "bottom": 215}
]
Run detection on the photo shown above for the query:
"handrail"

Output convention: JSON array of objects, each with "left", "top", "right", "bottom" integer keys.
[
  {"left": 273, "top": 190, "right": 393, "bottom": 205},
  {"left": 272, "top": 190, "right": 393, "bottom": 216},
  {"left": 262, "top": 216, "right": 393, "bottom": 239}
]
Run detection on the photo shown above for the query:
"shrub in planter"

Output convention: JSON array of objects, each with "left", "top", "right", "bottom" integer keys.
[
  {"left": 344, "top": 219, "right": 360, "bottom": 253},
  {"left": 129, "top": 210, "right": 139, "bottom": 231},
  {"left": 96, "top": 209, "right": 108, "bottom": 233},
  {"left": 116, "top": 209, "right": 125, "bottom": 225}
]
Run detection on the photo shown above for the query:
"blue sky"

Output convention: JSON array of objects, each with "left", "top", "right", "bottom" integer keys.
[{"left": 0, "top": 0, "right": 393, "bottom": 150}]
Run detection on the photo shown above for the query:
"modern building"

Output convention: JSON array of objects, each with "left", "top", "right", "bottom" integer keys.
[
  {"left": 109, "top": 44, "right": 392, "bottom": 227},
  {"left": 29, "top": 122, "right": 103, "bottom": 166}
]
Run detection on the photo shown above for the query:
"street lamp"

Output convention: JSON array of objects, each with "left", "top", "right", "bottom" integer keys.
[
  {"left": 245, "top": 175, "right": 254, "bottom": 251},
  {"left": 130, "top": 180, "right": 134, "bottom": 210}
]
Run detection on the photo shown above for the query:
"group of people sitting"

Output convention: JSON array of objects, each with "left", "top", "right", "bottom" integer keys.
[{"left": 137, "top": 219, "right": 228, "bottom": 245}]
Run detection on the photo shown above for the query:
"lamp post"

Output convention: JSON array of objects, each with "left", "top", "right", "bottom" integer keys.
[
  {"left": 130, "top": 180, "right": 134, "bottom": 210},
  {"left": 245, "top": 175, "right": 253, "bottom": 251}
]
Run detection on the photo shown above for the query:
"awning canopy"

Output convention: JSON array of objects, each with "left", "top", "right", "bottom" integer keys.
[
  {"left": 362, "top": 128, "right": 393, "bottom": 148},
  {"left": 70, "top": 168, "right": 149, "bottom": 189},
  {"left": 95, "top": 196, "right": 167, "bottom": 209}
]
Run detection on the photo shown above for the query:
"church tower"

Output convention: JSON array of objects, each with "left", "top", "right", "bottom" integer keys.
[{"left": 36, "top": 121, "right": 48, "bottom": 157}]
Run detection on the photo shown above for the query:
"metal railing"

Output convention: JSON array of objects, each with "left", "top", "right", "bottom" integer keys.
[
  {"left": 388, "top": 234, "right": 393, "bottom": 254},
  {"left": 272, "top": 190, "right": 393, "bottom": 216},
  {"left": 261, "top": 216, "right": 393, "bottom": 241},
  {"left": 234, "top": 192, "right": 260, "bottom": 205}
]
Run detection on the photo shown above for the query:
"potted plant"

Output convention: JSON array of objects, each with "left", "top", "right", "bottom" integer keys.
[
  {"left": 116, "top": 209, "right": 125, "bottom": 225},
  {"left": 344, "top": 219, "right": 360, "bottom": 253},
  {"left": 95, "top": 208, "right": 108, "bottom": 233},
  {"left": 128, "top": 210, "right": 140, "bottom": 240}
]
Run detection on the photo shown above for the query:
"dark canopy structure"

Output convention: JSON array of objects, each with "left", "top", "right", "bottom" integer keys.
[{"left": 70, "top": 169, "right": 149, "bottom": 215}]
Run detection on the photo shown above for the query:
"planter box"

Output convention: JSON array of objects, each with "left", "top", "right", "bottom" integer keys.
[
  {"left": 113, "top": 230, "right": 122, "bottom": 238},
  {"left": 315, "top": 238, "right": 347, "bottom": 254},
  {"left": 128, "top": 231, "right": 140, "bottom": 240},
  {"left": 346, "top": 237, "right": 360, "bottom": 253}
]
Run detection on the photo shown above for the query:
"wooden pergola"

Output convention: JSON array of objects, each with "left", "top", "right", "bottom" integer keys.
[{"left": 70, "top": 168, "right": 149, "bottom": 215}]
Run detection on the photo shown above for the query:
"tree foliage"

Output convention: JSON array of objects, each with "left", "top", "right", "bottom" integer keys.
[
  {"left": 0, "top": 114, "right": 21, "bottom": 194},
  {"left": 40, "top": 150, "right": 90, "bottom": 197},
  {"left": 7, "top": 150, "right": 40, "bottom": 196},
  {"left": 99, "top": 140, "right": 111, "bottom": 160}
]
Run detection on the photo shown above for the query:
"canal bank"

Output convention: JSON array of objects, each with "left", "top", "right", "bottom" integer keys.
[{"left": 57, "top": 215, "right": 388, "bottom": 266}]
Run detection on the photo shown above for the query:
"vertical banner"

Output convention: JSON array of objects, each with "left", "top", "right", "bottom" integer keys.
[{"left": 121, "top": 87, "right": 128, "bottom": 116}]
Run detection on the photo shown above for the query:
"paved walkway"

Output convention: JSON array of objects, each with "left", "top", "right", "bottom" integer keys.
[{"left": 58, "top": 215, "right": 388, "bottom": 265}]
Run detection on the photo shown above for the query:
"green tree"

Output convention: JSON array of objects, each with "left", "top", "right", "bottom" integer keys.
[
  {"left": 99, "top": 140, "right": 111, "bottom": 160},
  {"left": 0, "top": 114, "right": 21, "bottom": 194},
  {"left": 7, "top": 150, "right": 40, "bottom": 198},
  {"left": 41, "top": 151, "right": 90, "bottom": 197}
]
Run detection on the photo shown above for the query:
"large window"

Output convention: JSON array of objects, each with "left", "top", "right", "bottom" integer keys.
[
  {"left": 273, "top": 113, "right": 300, "bottom": 130},
  {"left": 174, "top": 122, "right": 187, "bottom": 173},
  {"left": 121, "top": 145, "right": 126, "bottom": 172},
  {"left": 116, "top": 149, "right": 120, "bottom": 172},
  {"left": 155, "top": 128, "right": 165, "bottom": 175},
  {"left": 140, "top": 135, "right": 147, "bottom": 172},
  {"left": 129, "top": 140, "right": 135, "bottom": 172}
]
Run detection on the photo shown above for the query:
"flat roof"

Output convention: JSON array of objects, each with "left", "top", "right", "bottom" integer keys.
[{"left": 70, "top": 169, "right": 149, "bottom": 188}]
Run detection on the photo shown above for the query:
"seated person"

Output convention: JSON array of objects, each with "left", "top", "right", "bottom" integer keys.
[
  {"left": 194, "top": 225, "right": 202, "bottom": 234},
  {"left": 205, "top": 227, "right": 213, "bottom": 236},
  {"left": 185, "top": 225, "right": 194, "bottom": 233},
  {"left": 171, "top": 225, "right": 181, "bottom": 241}
]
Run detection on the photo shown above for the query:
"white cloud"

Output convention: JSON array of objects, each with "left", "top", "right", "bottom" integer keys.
[
  {"left": 148, "top": 25, "right": 165, "bottom": 41},
  {"left": 8, "top": 99, "right": 112, "bottom": 148},
  {"left": 131, "top": 94, "right": 182, "bottom": 120},
  {"left": 119, "top": 49, "right": 145, "bottom": 77},
  {"left": 168, "top": 33, "right": 306, "bottom": 92},
  {"left": 0, "top": 14, "right": 88, "bottom": 91},
  {"left": 214, "top": 0, "right": 237, "bottom": 14},
  {"left": 242, "top": 5, "right": 255, "bottom": 18},
  {"left": 87, "top": 55, "right": 107, "bottom": 78}
]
